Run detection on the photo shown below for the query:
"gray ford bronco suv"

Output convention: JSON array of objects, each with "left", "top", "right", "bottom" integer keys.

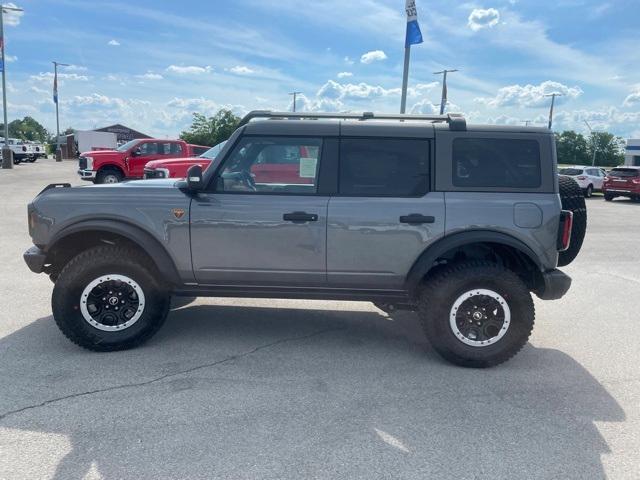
[{"left": 24, "top": 111, "right": 586, "bottom": 367}]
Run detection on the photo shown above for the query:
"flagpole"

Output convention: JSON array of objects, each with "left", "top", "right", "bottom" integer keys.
[
  {"left": 400, "top": 46, "right": 410, "bottom": 114},
  {"left": 52, "top": 60, "right": 69, "bottom": 161},
  {"left": 1, "top": 6, "right": 10, "bottom": 168},
  {"left": 400, "top": 0, "right": 423, "bottom": 114}
]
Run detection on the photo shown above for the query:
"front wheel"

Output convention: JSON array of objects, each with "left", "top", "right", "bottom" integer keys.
[
  {"left": 95, "top": 168, "right": 123, "bottom": 184},
  {"left": 604, "top": 193, "right": 614, "bottom": 201},
  {"left": 417, "top": 262, "right": 535, "bottom": 368},
  {"left": 52, "top": 245, "right": 170, "bottom": 351}
]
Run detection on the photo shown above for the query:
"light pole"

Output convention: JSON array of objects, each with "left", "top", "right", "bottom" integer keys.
[
  {"left": 433, "top": 69, "right": 458, "bottom": 115},
  {"left": 1, "top": 3, "right": 23, "bottom": 169},
  {"left": 288, "top": 91, "right": 302, "bottom": 112},
  {"left": 584, "top": 120, "right": 598, "bottom": 166},
  {"left": 52, "top": 61, "right": 69, "bottom": 161},
  {"left": 544, "top": 92, "right": 563, "bottom": 129}
]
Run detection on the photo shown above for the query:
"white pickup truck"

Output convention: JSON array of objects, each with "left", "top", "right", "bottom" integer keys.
[{"left": 1, "top": 138, "right": 36, "bottom": 164}]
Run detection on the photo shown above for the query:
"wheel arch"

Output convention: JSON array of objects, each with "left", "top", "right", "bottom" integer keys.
[
  {"left": 97, "top": 164, "right": 125, "bottom": 176},
  {"left": 46, "top": 219, "right": 181, "bottom": 285},
  {"left": 405, "top": 230, "right": 544, "bottom": 295}
]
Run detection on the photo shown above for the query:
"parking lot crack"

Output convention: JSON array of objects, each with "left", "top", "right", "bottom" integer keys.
[{"left": 0, "top": 326, "right": 344, "bottom": 422}]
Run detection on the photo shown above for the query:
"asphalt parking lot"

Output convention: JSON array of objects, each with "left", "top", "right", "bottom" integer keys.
[{"left": 1, "top": 158, "right": 638, "bottom": 480}]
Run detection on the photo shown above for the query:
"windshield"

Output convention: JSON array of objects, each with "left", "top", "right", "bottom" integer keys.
[
  {"left": 559, "top": 168, "right": 583, "bottom": 176},
  {"left": 116, "top": 139, "right": 141, "bottom": 152},
  {"left": 200, "top": 141, "right": 227, "bottom": 159},
  {"left": 608, "top": 168, "right": 640, "bottom": 178}
]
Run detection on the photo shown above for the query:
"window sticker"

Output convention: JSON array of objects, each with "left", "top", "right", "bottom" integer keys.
[{"left": 299, "top": 157, "right": 317, "bottom": 178}]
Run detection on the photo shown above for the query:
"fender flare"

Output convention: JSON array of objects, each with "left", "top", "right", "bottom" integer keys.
[
  {"left": 405, "top": 230, "right": 544, "bottom": 293},
  {"left": 48, "top": 219, "right": 182, "bottom": 285}
]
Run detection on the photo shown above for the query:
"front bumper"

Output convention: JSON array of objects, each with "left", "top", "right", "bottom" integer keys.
[
  {"left": 535, "top": 269, "right": 571, "bottom": 300},
  {"left": 78, "top": 169, "right": 96, "bottom": 181},
  {"left": 23, "top": 246, "right": 46, "bottom": 274}
]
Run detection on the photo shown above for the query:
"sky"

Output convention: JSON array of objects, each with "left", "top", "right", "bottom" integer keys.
[{"left": 3, "top": 0, "right": 640, "bottom": 139}]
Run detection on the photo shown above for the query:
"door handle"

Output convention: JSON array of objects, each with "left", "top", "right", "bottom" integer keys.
[
  {"left": 399, "top": 214, "right": 435, "bottom": 224},
  {"left": 283, "top": 211, "right": 318, "bottom": 223}
]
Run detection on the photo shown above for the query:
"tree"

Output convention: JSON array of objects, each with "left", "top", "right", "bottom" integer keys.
[
  {"left": 180, "top": 109, "right": 240, "bottom": 146},
  {"left": 2, "top": 116, "right": 51, "bottom": 142},
  {"left": 555, "top": 130, "right": 590, "bottom": 166},
  {"left": 588, "top": 132, "right": 625, "bottom": 167}
]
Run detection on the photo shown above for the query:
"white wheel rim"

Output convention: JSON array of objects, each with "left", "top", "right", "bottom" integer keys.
[
  {"left": 449, "top": 289, "right": 511, "bottom": 347},
  {"left": 104, "top": 175, "right": 119, "bottom": 183},
  {"left": 80, "top": 274, "right": 145, "bottom": 332}
]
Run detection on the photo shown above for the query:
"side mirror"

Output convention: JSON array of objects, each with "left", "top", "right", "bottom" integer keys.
[{"left": 186, "top": 164, "right": 204, "bottom": 191}]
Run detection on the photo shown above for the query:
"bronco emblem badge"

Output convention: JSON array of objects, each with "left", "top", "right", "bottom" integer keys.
[{"left": 172, "top": 208, "right": 185, "bottom": 219}]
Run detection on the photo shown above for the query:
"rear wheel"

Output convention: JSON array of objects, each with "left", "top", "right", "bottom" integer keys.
[
  {"left": 418, "top": 262, "right": 535, "bottom": 368},
  {"left": 95, "top": 168, "right": 123, "bottom": 184},
  {"left": 584, "top": 184, "right": 593, "bottom": 198},
  {"left": 52, "top": 245, "right": 170, "bottom": 351},
  {"left": 558, "top": 175, "right": 587, "bottom": 267}
]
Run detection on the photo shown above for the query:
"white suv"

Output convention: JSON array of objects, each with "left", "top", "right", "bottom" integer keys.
[{"left": 558, "top": 166, "right": 607, "bottom": 197}]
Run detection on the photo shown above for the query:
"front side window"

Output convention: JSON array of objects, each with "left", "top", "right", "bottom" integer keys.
[
  {"left": 219, "top": 137, "right": 322, "bottom": 194},
  {"left": 339, "top": 138, "right": 429, "bottom": 196},
  {"left": 453, "top": 138, "right": 541, "bottom": 188},
  {"left": 138, "top": 142, "right": 158, "bottom": 155}
]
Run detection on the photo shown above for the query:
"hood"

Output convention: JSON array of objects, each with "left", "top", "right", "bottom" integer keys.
[
  {"left": 145, "top": 156, "right": 211, "bottom": 169},
  {"left": 79, "top": 149, "right": 123, "bottom": 158}
]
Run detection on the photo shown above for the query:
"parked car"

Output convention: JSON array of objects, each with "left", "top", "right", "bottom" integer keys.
[
  {"left": 143, "top": 141, "right": 228, "bottom": 179},
  {"left": 1, "top": 138, "right": 34, "bottom": 164},
  {"left": 602, "top": 167, "right": 640, "bottom": 201},
  {"left": 143, "top": 140, "right": 315, "bottom": 185},
  {"left": 558, "top": 166, "right": 608, "bottom": 197},
  {"left": 24, "top": 141, "right": 46, "bottom": 162},
  {"left": 24, "top": 110, "right": 586, "bottom": 368},
  {"left": 77, "top": 139, "right": 210, "bottom": 184}
]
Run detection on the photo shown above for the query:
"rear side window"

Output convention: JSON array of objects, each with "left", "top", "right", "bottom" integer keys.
[
  {"left": 453, "top": 138, "right": 541, "bottom": 188},
  {"left": 339, "top": 138, "right": 429, "bottom": 196},
  {"left": 559, "top": 168, "right": 584, "bottom": 176}
]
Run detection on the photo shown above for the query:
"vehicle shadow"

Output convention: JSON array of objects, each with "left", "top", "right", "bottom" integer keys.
[{"left": 0, "top": 304, "right": 625, "bottom": 480}]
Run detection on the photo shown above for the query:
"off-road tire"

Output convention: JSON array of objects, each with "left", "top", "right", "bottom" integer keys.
[
  {"left": 95, "top": 168, "right": 123, "bottom": 184},
  {"left": 418, "top": 261, "right": 535, "bottom": 368},
  {"left": 558, "top": 175, "right": 587, "bottom": 267},
  {"left": 52, "top": 245, "right": 170, "bottom": 351}
]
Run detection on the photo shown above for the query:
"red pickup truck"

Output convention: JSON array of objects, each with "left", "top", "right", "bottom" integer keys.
[
  {"left": 143, "top": 141, "right": 314, "bottom": 185},
  {"left": 77, "top": 139, "right": 209, "bottom": 183}
]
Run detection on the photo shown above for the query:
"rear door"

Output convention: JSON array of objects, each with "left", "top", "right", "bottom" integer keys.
[
  {"left": 190, "top": 135, "right": 330, "bottom": 286},
  {"left": 327, "top": 133, "right": 445, "bottom": 289}
]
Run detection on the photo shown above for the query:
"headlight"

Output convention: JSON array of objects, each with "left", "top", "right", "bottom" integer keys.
[
  {"left": 157, "top": 168, "right": 170, "bottom": 178},
  {"left": 85, "top": 156, "right": 94, "bottom": 170}
]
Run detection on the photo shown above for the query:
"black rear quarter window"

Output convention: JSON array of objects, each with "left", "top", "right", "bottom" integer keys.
[
  {"left": 453, "top": 138, "right": 541, "bottom": 188},
  {"left": 609, "top": 168, "right": 639, "bottom": 178}
]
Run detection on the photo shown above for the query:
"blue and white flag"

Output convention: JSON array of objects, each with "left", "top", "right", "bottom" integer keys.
[{"left": 405, "top": 0, "right": 423, "bottom": 47}]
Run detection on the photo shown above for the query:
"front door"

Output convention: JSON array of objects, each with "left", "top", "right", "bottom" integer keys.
[
  {"left": 190, "top": 136, "right": 329, "bottom": 286},
  {"left": 128, "top": 141, "right": 184, "bottom": 177}
]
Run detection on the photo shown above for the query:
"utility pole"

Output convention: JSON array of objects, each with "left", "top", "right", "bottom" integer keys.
[
  {"left": 433, "top": 69, "right": 458, "bottom": 115},
  {"left": 289, "top": 91, "right": 302, "bottom": 112},
  {"left": 1, "top": 3, "right": 23, "bottom": 169},
  {"left": 584, "top": 120, "right": 598, "bottom": 166},
  {"left": 545, "top": 92, "right": 563, "bottom": 129},
  {"left": 52, "top": 61, "right": 69, "bottom": 161}
]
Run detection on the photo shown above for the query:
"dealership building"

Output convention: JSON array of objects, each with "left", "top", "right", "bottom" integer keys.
[{"left": 625, "top": 139, "right": 640, "bottom": 166}]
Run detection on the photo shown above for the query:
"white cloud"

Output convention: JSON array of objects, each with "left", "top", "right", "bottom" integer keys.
[
  {"left": 360, "top": 50, "right": 387, "bottom": 64},
  {"left": 29, "top": 72, "right": 89, "bottom": 83},
  {"left": 67, "top": 94, "right": 150, "bottom": 108},
  {"left": 107, "top": 39, "right": 120, "bottom": 46},
  {"left": 3, "top": 3, "right": 24, "bottom": 26},
  {"left": 475, "top": 81, "right": 583, "bottom": 108},
  {"left": 136, "top": 72, "right": 163, "bottom": 80},
  {"left": 468, "top": 8, "right": 500, "bottom": 32},
  {"left": 228, "top": 65, "right": 254, "bottom": 75},
  {"left": 166, "top": 97, "right": 219, "bottom": 113},
  {"left": 64, "top": 64, "right": 88, "bottom": 72},
  {"left": 623, "top": 86, "right": 640, "bottom": 107},
  {"left": 344, "top": 56, "right": 354, "bottom": 65},
  {"left": 5, "top": 55, "right": 17, "bottom": 63},
  {"left": 166, "top": 65, "right": 212, "bottom": 75},
  {"left": 317, "top": 80, "right": 400, "bottom": 101},
  {"left": 337, "top": 72, "right": 353, "bottom": 78}
]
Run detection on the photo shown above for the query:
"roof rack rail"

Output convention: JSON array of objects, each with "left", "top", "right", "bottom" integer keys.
[{"left": 238, "top": 110, "right": 466, "bottom": 131}]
